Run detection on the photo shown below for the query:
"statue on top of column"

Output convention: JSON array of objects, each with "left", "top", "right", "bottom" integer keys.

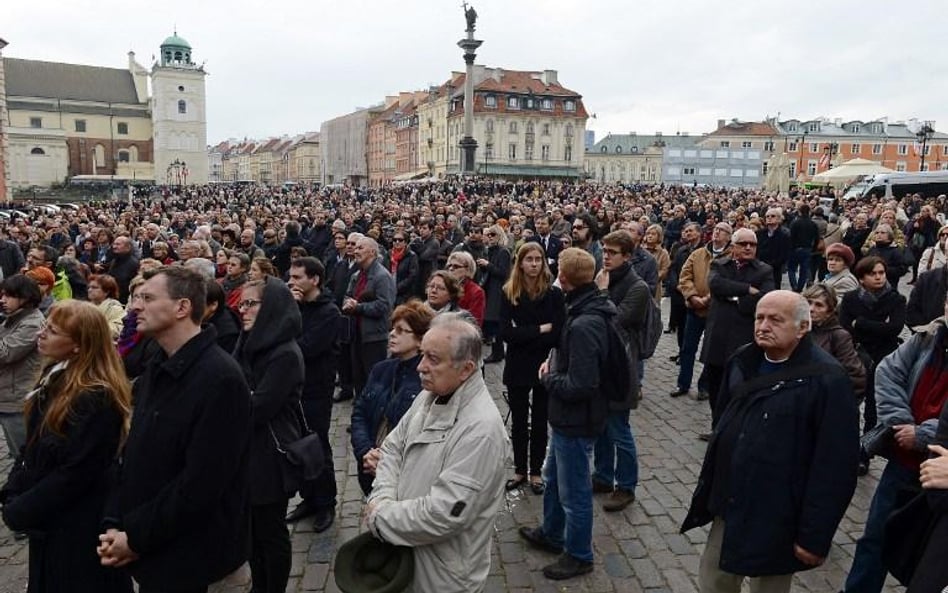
[{"left": 463, "top": 2, "right": 477, "bottom": 33}]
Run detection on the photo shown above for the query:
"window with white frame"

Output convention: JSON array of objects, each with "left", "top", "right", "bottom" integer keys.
[
  {"left": 564, "top": 100, "right": 575, "bottom": 112},
  {"left": 542, "top": 123, "right": 550, "bottom": 135},
  {"left": 666, "top": 166, "right": 681, "bottom": 177},
  {"left": 525, "top": 144, "right": 533, "bottom": 160},
  {"left": 898, "top": 144, "right": 908, "bottom": 155},
  {"left": 807, "top": 160, "right": 818, "bottom": 176},
  {"left": 700, "top": 150, "right": 713, "bottom": 158},
  {"left": 923, "top": 145, "right": 931, "bottom": 156},
  {"left": 716, "top": 150, "right": 728, "bottom": 158},
  {"left": 872, "top": 144, "right": 883, "bottom": 155},
  {"left": 763, "top": 141, "right": 774, "bottom": 151},
  {"left": 851, "top": 144, "right": 861, "bottom": 154},
  {"left": 699, "top": 167, "right": 711, "bottom": 176},
  {"left": 565, "top": 124, "right": 573, "bottom": 137},
  {"left": 741, "top": 141, "right": 753, "bottom": 148},
  {"left": 730, "top": 169, "right": 743, "bottom": 177},
  {"left": 509, "top": 144, "right": 517, "bottom": 160},
  {"left": 714, "top": 168, "right": 727, "bottom": 177},
  {"left": 719, "top": 141, "right": 730, "bottom": 148},
  {"left": 565, "top": 145, "right": 572, "bottom": 162},
  {"left": 746, "top": 169, "right": 759, "bottom": 178},
  {"left": 541, "top": 98, "right": 553, "bottom": 110},
  {"left": 526, "top": 122, "right": 534, "bottom": 134},
  {"left": 486, "top": 119, "right": 494, "bottom": 133},
  {"left": 944, "top": 145, "right": 948, "bottom": 156},
  {"left": 807, "top": 122, "right": 819, "bottom": 132},
  {"left": 541, "top": 145, "right": 550, "bottom": 161},
  {"left": 787, "top": 122, "right": 798, "bottom": 132},
  {"left": 485, "top": 95, "right": 497, "bottom": 108},
  {"left": 507, "top": 96, "right": 519, "bottom": 109},
  {"left": 789, "top": 162, "right": 797, "bottom": 178},
  {"left": 852, "top": 123, "right": 861, "bottom": 133},
  {"left": 30, "top": 117, "right": 42, "bottom": 128}
]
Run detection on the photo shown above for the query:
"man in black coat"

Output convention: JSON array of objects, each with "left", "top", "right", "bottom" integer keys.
[
  {"left": 906, "top": 265, "right": 948, "bottom": 328},
  {"left": 529, "top": 214, "right": 563, "bottom": 277},
  {"left": 409, "top": 219, "right": 440, "bottom": 297},
  {"left": 682, "top": 291, "right": 858, "bottom": 593},
  {"left": 700, "top": 228, "right": 774, "bottom": 429},
  {"left": 98, "top": 266, "right": 252, "bottom": 593},
  {"left": 0, "top": 229, "right": 25, "bottom": 279},
  {"left": 107, "top": 236, "right": 140, "bottom": 305},
  {"left": 787, "top": 204, "right": 820, "bottom": 292},
  {"left": 285, "top": 258, "right": 341, "bottom": 533},
  {"left": 756, "top": 207, "right": 791, "bottom": 290}
]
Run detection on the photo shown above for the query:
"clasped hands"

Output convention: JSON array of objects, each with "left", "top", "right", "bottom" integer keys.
[{"left": 96, "top": 528, "right": 139, "bottom": 567}]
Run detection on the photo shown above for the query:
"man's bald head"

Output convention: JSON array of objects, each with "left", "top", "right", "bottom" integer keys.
[{"left": 754, "top": 290, "right": 810, "bottom": 359}]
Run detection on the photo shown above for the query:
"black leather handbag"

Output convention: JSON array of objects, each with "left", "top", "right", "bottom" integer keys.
[
  {"left": 882, "top": 489, "right": 934, "bottom": 586},
  {"left": 270, "top": 404, "right": 325, "bottom": 495},
  {"left": 860, "top": 423, "right": 894, "bottom": 460}
]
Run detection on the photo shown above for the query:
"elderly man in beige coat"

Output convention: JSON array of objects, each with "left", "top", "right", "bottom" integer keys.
[{"left": 364, "top": 312, "right": 509, "bottom": 592}]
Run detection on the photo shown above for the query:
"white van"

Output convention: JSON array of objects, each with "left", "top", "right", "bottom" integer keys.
[{"left": 843, "top": 171, "right": 948, "bottom": 200}]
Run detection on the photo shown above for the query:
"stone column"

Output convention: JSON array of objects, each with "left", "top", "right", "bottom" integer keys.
[
  {"left": 457, "top": 33, "right": 482, "bottom": 176},
  {"left": 0, "top": 38, "right": 9, "bottom": 200}
]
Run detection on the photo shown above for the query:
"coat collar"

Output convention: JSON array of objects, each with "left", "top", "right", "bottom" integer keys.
[
  {"left": 156, "top": 326, "right": 220, "bottom": 379},
  {"left": 408, "top": 371, "right": 487, "bottom": 445}
]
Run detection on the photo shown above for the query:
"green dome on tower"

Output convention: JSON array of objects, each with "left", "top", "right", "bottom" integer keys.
[
  {"left": 159, "top": 31, "right": 194, "bottom": 66},
  {"left": 161, "top": 34, "right": 191, "bottom": 49}
]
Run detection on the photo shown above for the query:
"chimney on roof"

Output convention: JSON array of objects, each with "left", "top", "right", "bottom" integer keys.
[
  {"left": 834, "top": 118, "right": 842, "bottom": 126},
  {"left": 717, "top": 119, "right": 726, "bottom": 130},
  {"left": 542, "top": 70, "right": 558, "bottom": 85},
  {"left": 655, "top": 131, "right": 662, "bottom": 137}
]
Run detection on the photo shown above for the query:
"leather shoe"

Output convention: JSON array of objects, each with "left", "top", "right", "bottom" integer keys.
[
  {"left": 542, "top": 553, "right": 594, "bottom": 580},
  {"left": 591, "top": 478, "right": 613, "bottom": 494},
  {"left": 312, "top": 507, "right": 335, "bottom": 533},
  {"left": 519, "top": 526, "right": 563, "bottom": 554},
  {"left": 698, "top": 432, "right": 712, "bottom": 442},
  {"left": 333, "top": 390, "right": 353, "bottom": 403},
  {"left": 669, "top": 388, "right": 689, "bottom": 398},
  {"left": 695, "top": 390, "right": 710, "bottom": 401},
  {"left": 285, "top": 502, "right": 316, "bottom": 523},
  {"left": 602, "top": 488, "right": 635, "bottom": 512}
]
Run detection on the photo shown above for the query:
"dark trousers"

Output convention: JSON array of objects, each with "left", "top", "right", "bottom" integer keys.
[
  {"left": 508, "top": 383, "right": 549, "bottom": 476},
  {"left": 771, "top": 263, "right": 785, "bottom": 290},
  {"left": 250, "top": 500, "right": 290, "bottom": 593},
  {"left": 669, "top": 290, "right": 687, "bottom": 351},
  {"left": 336, "top": 341, "right": 354, "bottom": 399},
  {"left": 140, "top": 588, "right": 205, "bottom": 593},
  {"left": 484, "top": 320, "right": 504, "bottom": 358},
  {"left": 350, "top": 336, "right": 388, "bottom": 397},
  {"left": 300, "top": 394, "right": 337, "bottom": 509},
  {"left": 862, "top": 360, "right": 878, "bottom": 434},
  {"left": 704, "top": 364, "right": 726, "bottom": 427}
]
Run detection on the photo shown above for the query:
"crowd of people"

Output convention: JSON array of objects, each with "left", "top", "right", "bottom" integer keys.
[{"left": 0, "top": 178, "right": 945, "bottom": 592}]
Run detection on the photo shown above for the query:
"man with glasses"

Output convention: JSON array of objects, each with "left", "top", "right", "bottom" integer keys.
[
  {"left": 571, "top": 213, "right": 602, "bottom": 273},
  {"left": 699, "top": 228, "right": 774, "bottom": 436},
  {"left": 451, "top": 227, "right": 488, "bottom": 284}
]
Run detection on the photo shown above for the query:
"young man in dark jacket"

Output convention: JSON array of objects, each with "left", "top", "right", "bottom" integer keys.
[
  {"left": 591, "top": 231, "right": 649, "bottom": 513},
  {"left": 519, "top": 248, "right": 613, "bottom": 581},
  {"left": 682, "top": 291, "right": 859, "bottom": 593},
  {"left": 285, "top": 257, "right": 341, "bottom": 532},
  {"left": 98, "top": 266, "right": 252, "bottom": 593}
]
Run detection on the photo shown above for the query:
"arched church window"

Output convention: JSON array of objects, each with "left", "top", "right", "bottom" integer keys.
[
  {"left": 118, "top": 151, "right": 130, "bottom": 163},
  {"left": 94, "top": 145, "right": 105, "bottom": 167},
  {"left": 30, "top": 147, "right": 45, "bottom": 155}
]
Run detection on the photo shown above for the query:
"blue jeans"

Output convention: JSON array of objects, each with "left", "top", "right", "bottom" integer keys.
[
  {"left": 593, "top": 411, "right": 639, "bottom": 492},
  {"left": 676, "top": 311, "right": 708, "bottom": 392},
  {"left": 843, "top": 461, "right": 919, "bottom": 593},
  {"left": 787, "top": 247, "right": 811, "bottom": 292},
  {"left": 541, "top": 431, "right": 596, "bottom": 562}
]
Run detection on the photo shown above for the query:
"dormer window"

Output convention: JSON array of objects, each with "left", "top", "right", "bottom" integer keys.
[
  {"left": 564, "top": 100, "right": 576, "bottom": 112},
  {"left": 616, "top": 146, "right": 623, "bottom": 153},
  {"left": 851, "top": 123, "right": 860, "bottom": 133},
  {"left": 542, "top": 98, "right": 553, "bottom": 110},
  {"left": 787, "top": 122, "right": 798, "bottom": 133},
  {"left": 807, "top": 122, "right": 819, "bottom": 132},
  {"left": 601, "top": 146, "right": 608, "bottom": 153},
  {"left": 507, "top": 96, "right": 519, "bottom": 109},
  {"left": 484, "top": 95, "right": 497, "bottom": 108}
]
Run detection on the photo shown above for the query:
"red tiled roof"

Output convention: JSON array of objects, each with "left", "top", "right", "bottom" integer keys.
[{"left": 707, "top": 121, "right": 779, "bottom": 136}]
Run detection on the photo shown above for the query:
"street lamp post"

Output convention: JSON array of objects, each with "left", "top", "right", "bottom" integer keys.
[{"left": 917, "top": 122, "right": 934, "bottom": 171}]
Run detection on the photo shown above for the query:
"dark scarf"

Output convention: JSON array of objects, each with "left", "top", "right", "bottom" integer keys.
[
  {"left": 857, "top": 281, "right": 892, "bottom": 307},
  {"left": 221, "top": 273, "right": 248, "bottom": 295}
]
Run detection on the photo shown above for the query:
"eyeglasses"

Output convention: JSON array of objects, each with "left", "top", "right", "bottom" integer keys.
[
  {"left": 346, "top": 241, "right": 357, "bottom": 246},
  {"left": 446, "top": 264, "right": 463, "bottom": 271},
  {"left": 734, "top": 241, "right": 757, "bottom": 248},
  {"left": 572, "top": 224, "right": 585, "bottom": 230},
  {"left": 603, "top": 248, "right": 621, "bottom": 256},
  {"left": 940, "top": 233, "right": 948, "bottom": 238},
  {"left": 486, "top": 232, "right": 497, "bottom": 237},
  {"left": 238, "top": 299, "right": 262, "bottom": 310},
  {"left": 392, "top": 237, "right": 406, "bottom": 243}
]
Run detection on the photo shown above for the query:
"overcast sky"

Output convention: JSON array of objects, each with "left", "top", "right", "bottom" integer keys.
[{"left": 6, "top": 0, "right": 947, "bottom": 144}]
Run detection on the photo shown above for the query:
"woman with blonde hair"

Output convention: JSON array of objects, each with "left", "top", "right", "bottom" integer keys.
[
  {"left": 499, "top": 242, "right": 564, "bottom": 494},
  {"left": 643, "top": 223, "right": 671, "bottom": 301},
  {"left": 2, "top": 299, "right": 132, "bottom": 593}
]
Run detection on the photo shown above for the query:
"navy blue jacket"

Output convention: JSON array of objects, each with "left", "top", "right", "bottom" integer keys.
[
  {"left": 682, "top": 338, "right": 859, "bottom": 576},
  {"left": 350, "top": 354, "right": 423, "bottom": 463}
]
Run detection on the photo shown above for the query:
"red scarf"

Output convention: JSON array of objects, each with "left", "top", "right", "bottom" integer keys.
[{"left": 390, "top": 246, "right": 405, "bottom": 275}]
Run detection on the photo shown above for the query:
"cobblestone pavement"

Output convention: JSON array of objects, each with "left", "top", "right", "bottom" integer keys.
[{"left": 0, "top": 295, "right": 905, "bottom": 593}]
